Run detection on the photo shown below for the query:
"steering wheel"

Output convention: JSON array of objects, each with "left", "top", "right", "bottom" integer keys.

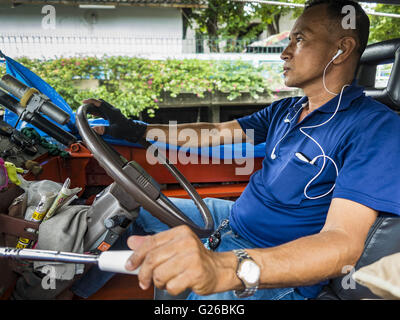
[{"left": 75, "top": 104, "right": 214, "bottom": 238}]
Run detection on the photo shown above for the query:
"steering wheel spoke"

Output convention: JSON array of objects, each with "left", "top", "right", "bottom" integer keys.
[{"left": 75, "top": 104, "right": 214, "bottom": 238}]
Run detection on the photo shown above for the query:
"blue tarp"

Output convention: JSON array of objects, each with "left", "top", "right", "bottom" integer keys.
[
  {"left": 0, "top": 51, "right": 76, "bottom": 134},
  {"left": 0, "top": 52, "right": 265, "bottom": 159}
]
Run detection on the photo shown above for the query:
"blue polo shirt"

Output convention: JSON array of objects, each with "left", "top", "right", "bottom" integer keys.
[{"left": 230, "top": 83, "right": 400, "bottom": 298}]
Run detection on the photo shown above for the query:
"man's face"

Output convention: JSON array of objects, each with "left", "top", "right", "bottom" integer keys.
[{"left": 280, "top": 5, "right": 340, "bottom": 89}]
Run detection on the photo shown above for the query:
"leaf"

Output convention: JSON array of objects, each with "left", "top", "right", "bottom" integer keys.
[{"left": 14, "top": 56, "right": 279, "bottom": 117}]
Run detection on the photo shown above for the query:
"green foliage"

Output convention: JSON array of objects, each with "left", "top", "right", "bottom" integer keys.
[
  {"left": 253, "top": 0, "right": 306, "bottom": 34},
  {"left": 191, "top": 1, "right": 398, "bottom": 45},
  {"left": 190, "top": 1, "right": 249, "bottom": 37},
  {"left": 189, "top": 0, "right": 256, "bottom": 52},
  {"left": 189, "top": 0, "right": 306, "bottom": 46},
  {"left": 368, "top": 5, "right": 400, "bottom": 43},
  {"left": 0, "top": 56, "right": 277, "bottom": 117}
]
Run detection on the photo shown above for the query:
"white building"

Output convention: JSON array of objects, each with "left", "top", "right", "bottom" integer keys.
[
  {"left": 0, "top": 0, "right": 206, "bottom": 59},
  {"left": 0, "top": 0, "right": 296, "bottom": 60}
]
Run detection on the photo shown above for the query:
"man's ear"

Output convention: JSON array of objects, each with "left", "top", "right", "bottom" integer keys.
[{"left": 333, "top": 36, "right": 358, "bottom": 64}]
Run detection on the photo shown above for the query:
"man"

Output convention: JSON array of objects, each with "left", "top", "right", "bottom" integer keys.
[{"left": 71, "top": 0, "right": 400, "bottom": 300}]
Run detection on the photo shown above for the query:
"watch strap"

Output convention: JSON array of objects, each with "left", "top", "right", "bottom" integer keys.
[{"left": 233, "top": 249, "right": 259, "bottom": 298}]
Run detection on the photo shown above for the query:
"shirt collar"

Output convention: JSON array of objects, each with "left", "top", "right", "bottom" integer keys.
[{"left": 290, "top": 80, "right": 365, "bottom": 114}]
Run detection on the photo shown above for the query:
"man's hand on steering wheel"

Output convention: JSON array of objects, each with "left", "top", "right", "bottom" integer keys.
[
  {"left": 76, "top": 101, "right": 214, "bottom": 238},
  {"left": 83, "top": 98, "right": 147, "bottom": 143},
  {"left": 125, "top": 225, "right": 240, "bottom": 296}
]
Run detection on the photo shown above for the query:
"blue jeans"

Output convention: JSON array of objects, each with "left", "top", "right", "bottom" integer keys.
[{"left": 71, "top": 197, "right": 305, "bottom": 300}]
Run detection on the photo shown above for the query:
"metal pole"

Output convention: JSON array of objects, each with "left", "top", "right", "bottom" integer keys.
[{"left": 0, "top": 247, "right": 99, "bottom": 265}]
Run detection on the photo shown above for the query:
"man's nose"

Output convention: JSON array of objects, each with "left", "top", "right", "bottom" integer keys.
[{"left": 280, "top": 45, "right": 291, "bottom": 61}]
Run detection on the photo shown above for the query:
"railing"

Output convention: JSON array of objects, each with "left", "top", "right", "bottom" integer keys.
[{"left": 0, "top": 32, "right": 285, "bottom": 59}]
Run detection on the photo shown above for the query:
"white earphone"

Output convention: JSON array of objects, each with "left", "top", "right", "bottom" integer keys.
[
  {"left": 271, "top": 48, "right": 349, "bottom": 200},
  {"left": 271, "top": 49, "right": 344, "bottom": 160},
  {"left": 299, "top": 83, "right": 347, "bottom": 200},
  {"left": 301, "top": 48, "right": 349, "bottom": 200},
  {"left": 332, "top": 49, "right": 343, "bottom": 61},
  {"left": 323, "top": 49, "right": 344, "bottom": 95},
  {"left": 271, "top": 104, "right": 306, "bottom": 159}
]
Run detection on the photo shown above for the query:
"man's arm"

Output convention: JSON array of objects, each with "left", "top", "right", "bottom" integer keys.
[
  {"left": 248, "top": 198, "right": 377, "bottom": 289},
  {"left": 83, "top": 98, "right": 246, "bottom": 148},
  {"left": 145, "top": 120, "right": 246, "bottom": 148},
  {"left": 125, "top": 198, "right": 377, "bottom": 296}
]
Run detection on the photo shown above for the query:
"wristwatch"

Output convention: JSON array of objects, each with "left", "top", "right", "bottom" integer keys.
[{"left": 233, "top": 249, "right": 260, "bottom": 298}]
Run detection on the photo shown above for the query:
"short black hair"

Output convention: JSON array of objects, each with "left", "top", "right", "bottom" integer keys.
[{"left": 304, "top": 0, "right": 370, "bottom": 57}]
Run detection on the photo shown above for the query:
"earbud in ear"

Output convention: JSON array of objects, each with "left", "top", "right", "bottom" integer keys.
[{"left": 332, "top": 49, "right": 343, "bottom": 60}]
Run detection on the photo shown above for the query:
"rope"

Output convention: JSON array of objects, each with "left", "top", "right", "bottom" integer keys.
[
  {"left": 19, "top": 87, "right": 39, "bottom": 108},
  {"left": 21, "top": 127, "right": 69, "bottom": 158}
]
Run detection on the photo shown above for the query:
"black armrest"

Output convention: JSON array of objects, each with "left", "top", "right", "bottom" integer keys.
[{"left": 317, "top": 216, "right": 400, "bottom": 300}]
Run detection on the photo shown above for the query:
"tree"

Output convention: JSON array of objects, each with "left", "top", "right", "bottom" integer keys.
[
  {"left": 188, "top": 0, "right": 305, "bottom": 52},
  {"left": 253, "top": 0, "right": 305, "bottom": 36},
  {"left": 368, "top": 4, "right": 400, "bottom": 43},
  {"left": 189, "top": 0, "right": 255, "bottom": 52}
]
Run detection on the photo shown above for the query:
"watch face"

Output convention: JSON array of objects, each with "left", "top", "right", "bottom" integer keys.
[{"left": 238, "top": 260, "right": 260, "bottom": 285}]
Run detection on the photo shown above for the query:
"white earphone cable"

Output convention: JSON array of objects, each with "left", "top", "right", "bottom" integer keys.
[
  {"left": 300, "top": 84, "right": 348, "bottom": 200},
  {"left": 274, "top": 49, "right": 349, "bottom": 200},
  {"left": 271, "top": 104, "right": 306, "bottom": 159},
  {"left": 323, "top": 49, "right": 343, "bottom": 95}
]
